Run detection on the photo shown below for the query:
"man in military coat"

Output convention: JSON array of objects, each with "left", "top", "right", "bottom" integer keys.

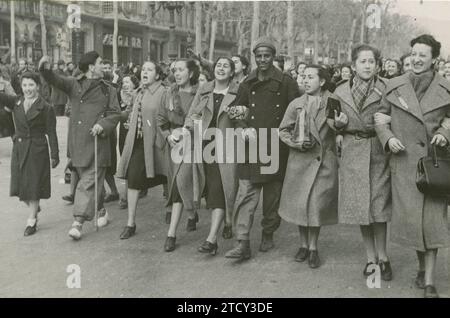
[
  {"left": 225, "top": 37, "right": 300, "bottom": 260},
  {"left": 39, "top": 51, "right": 121, "bottom": 240}
]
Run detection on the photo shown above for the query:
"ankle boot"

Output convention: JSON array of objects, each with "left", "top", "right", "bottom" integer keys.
[{"left": 225, "top": 240, "right": 251, "bottom": 260}]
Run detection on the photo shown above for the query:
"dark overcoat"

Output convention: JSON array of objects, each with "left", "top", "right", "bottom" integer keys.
[
  {"left": 375, "top": 72, "right": 450, "bottom": 251},
  {"left": 234, "top": 66, "right": 300, "bottom": 183},
  {"left": 0, "top": 93, "right": 59, "bottom": 201},
  {"left": 40, "top": 69, "right": 121, "bottom": 168}
]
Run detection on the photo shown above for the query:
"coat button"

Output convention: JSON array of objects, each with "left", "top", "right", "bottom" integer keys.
[
  {"left": 251, "top": 103, "right": 255, "bottom": 107},
  {"left": 277, "top": 92, "right": 281, "bottom": 96},
  {"left": 252, "top": 91, "right": 255, "bottom": 95},
  {"left": 18, "top": 138, "right": 22, "bottom": 142},
  {"left": 276, "top": 104, "right": 280, "bottom": 108},
  {"left": 78, "top": 121, "right": 82, "bottom": 124},
  {"left": 418, "top": 141, "right": 425, "bottom": 147},
  {"left": 251, "top": 116, "right": 255, "bottom": 120},
  {"left": 316, "top": 156, "right": 321, "bottom": 161},
  {"left": 80, "top": 100, "right": 83, "bottom": 104}
]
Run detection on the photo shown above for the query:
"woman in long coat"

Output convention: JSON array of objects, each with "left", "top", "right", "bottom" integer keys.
[
  {"left": 157, "top": 58, "right": 200, "bottom": 252},
  {"left": 117, "top": 61, "right": 167, "bottom": 239},
  {"left": 0, "top": 72, "right": 59, "bottom": 236},
  {"left": 184, "top": 57, "right": 239, "bottom": 255},
  {"left": 334, "top": 44, "right": 392, "bottom": 281},
  {"left": 375, "top": 34, "right": 450, "bottom": 298},
  {"left": 278, "top": 65, "right": 347, "bottom": 269}
]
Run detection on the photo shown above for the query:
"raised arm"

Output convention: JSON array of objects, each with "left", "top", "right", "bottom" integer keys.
[
  {"left": 0, "top": 92, "right": 18, "bottom": 110},
  {"left": 39, "top": 56, "right": 75, "bottom": 95}
]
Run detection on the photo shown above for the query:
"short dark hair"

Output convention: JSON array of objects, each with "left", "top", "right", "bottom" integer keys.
[
  {"left": 213, "top": 56, "right": 235, "bottom": 79},
  {"left": 400, "top": 53, "right": 410, "bottom": 65},
  {"left": 232, "top": 55, "right": 250, "bottom": 75},
  {"left": 296, "top": 61, "right": 307, "bottom": 71},
  {"left": 174, "top": 58, "right": 200, "bottom": 86},
  {"left": 102, "top": 59, "right": 112, "bottom": 66},
  {"left": 66, "top": 61, "right": 74, "bottom": 67},
  {"left": 274, "top": 56, "right": 285, "bottom": 70},
  {"left": 351, "top": 43, "right": 381, "bottom": 63},
  {"left": 410, "top": 34, "right": 441, "bottom": 58},
  {"left": 20, "top": 71, "right": 41, "bottom": 86},
  {"left": 122, "top": 74, "right": 140, "bottom": 89},
  {"left": 78, "top": 51, "right": 100, "bottom": 73},
  {"left": 305, "top": 64, "right": 331, "bottom": 91}
]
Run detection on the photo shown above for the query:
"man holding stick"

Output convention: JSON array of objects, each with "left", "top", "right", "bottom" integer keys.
[{"left": 39, "top": 51, "right": 121, "bottom": 240}]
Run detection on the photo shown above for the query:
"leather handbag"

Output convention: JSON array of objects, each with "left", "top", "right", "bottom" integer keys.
[{"left": 416, "top": 145, "right": 450, "bottom": 197}]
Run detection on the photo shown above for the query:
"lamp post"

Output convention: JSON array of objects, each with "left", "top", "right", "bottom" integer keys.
[
  {"left": 186, "top": 31, "right": 193, "bottom": 57},
  {"left": 163, "top": 1, "right": 184, "bottom": 61}
]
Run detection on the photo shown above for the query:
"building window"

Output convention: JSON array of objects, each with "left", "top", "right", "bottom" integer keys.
[{"left": 102, "top": 1, "right": 113, "bottom": 14}]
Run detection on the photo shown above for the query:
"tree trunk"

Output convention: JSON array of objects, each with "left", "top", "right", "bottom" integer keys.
[
  {"left": 287, "top": 0, "right": 294, "bottom": 60},
  {"left": 313, "top": 15, "right": 319, "bottom": 64},
  {"left": 360, "top": 2, "right": 367, "bottom": 44},
  {"left": 209, "top": 2, "right": 222, "bottom": 61},
  {"left": 40, "top": 0, "right": 47, "bottom": 57},
  {"left": 203, "top": 7, "right": 211, "bottom": 57},
  {"left": 348, "top": 16, "right": 357, "bottom": 61},
  {"left": 237, "top": 20, "right": 243, "bottom": 55},
  {"left": 195, "top": 1, "right": 202, "bottom": 54},
  {"left": 251, "top": 1, "right": 260, "bottom": 69},
  {"left": 113, "top": 1, "right": 118, "bottom": 68},
  {"left": 10, "top": 0, "right": 15, "bottom": 64}
]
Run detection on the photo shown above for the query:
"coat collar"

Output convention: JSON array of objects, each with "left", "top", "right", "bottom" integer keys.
[
  {"left": 140, "top": 80, "right": 163, "bottom": 95},
  {"left": 244, "top": 65, "right": 283, "bottom": 83},
  {"left": 17, "top": 96, "right": 44, "bottom": 122},
  {"left": 198, "top": 80, "right": 239, "bottom": 119}
]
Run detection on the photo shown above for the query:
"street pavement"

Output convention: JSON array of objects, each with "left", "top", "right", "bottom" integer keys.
[{"left": 0, "top": 117, "right": 448, "bottom": 298}]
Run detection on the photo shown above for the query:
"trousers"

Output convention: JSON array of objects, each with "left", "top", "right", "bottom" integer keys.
[{"left": 233, "top": 179, "right": 283, "bottom": 241}]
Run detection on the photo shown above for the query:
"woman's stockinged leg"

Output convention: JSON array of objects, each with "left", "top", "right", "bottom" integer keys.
[
  {"left": 126, "top": 188, "right": 140, "bottom": 227},
  {"left": 206, "top": 208, "right": 225, "bottom": 244},
  {"left": 416, "top": 250, "right": 426, "bottom": 271},
  {"left": 360, "top": 225, "right": 377, "bottom": 263},
  {"left": 168, "top": 202, "right": 183, "bottom": 237},
  {"left": 424, "top": 249, "right": 438, "bottom": 286},
  {"left": 373, "top": 222, "right": 389, "bottom": 261},
  {"left": 28, "top": 200, "right": 39, "bottom": 220},
  {"left": 308, "top": 226, "right": 321, "bottom": 250},
  {"left": 298, "top": 226, "right": 309, "bottom": 248}
]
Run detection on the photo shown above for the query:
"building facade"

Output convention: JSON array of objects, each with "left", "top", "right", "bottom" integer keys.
[{"left": 0, "top": 1, "right": 237, "bottom": 67}]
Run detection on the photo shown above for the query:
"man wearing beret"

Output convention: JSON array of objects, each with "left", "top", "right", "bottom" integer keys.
[
  {"left": 225, "top": 37, "right": 300, "bottom": 260},
  {"left": 39, "top": 51, "right": 121, "bottom": 240}
]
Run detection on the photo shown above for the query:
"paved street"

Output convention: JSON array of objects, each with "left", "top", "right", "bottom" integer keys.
[{"left": 0, "top": 117, "right": 449, "bottom": 298}]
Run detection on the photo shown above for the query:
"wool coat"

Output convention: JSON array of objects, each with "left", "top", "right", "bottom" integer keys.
[
  {"left": 0, "top": 93, "right": 59, "bottom": 201},
  {"left": 334, "top": 77, "right": 392, "bottom": 225},
  {"left": 40, "top": 69, "right": 121, "bottom": 168},
  {"left": 278, "top": 92, "right": 339, "bottom": 227},
  {"left": 117, "top": 81, "right": 168, "bottom": 179},
  {"left": 185, "top": 80, "right": 239, "bottom": 224},
  {"left": 375, "top": 72, "right": 450, "bottom": 251}
]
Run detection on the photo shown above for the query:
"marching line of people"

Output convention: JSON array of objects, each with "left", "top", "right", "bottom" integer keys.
[{"left": 1, "top": 34, "right": 450, "bottom": 298}]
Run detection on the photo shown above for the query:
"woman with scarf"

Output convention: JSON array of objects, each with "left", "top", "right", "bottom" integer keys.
[
  {"left": 0, "top": 72, "right": 59, "bottom": 236},
  {"left": 334, "top": 44, "right": 393, "bottom": 282},
  {"left": 116, "top": 61, "right": 167, "bottom": 239},
  {"left": 375, "top": 35, "right": 450, "bottom": 298},
  {"left": 157, "top": 58, "right": 200, "bottom": 252},
  {"left": 278, "top": 65, "right": 347, "bottom": 269},
  {"left": 184, "top": 57, "right": 239, "bottom": 255}
]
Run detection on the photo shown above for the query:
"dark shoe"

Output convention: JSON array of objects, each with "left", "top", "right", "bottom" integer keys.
[
  {"left": 119, "top": 198, "right": 127, "bottom": 210},
  {"left": 120, "top": 225, "right": 136, "bottom": 239},
  {"left": 139, "top": 189, "right": 148, "bottom": 199},
  {"left": 62, "top": 194, "right": 74, "bottom": 203},
  {"left": 222, "top": 224, "right": 232, "bottom": 239},
  {"left": 186, "top": 217, "right": 196, "bottom": 232},
  {"left": 378, "top": 260, "right": 393, "bottom": 281},
  {"left": 24, "top": 224, "right": 37, "bottom": 236},
  {"left": 198, "top": 241, "right": 218, "bottom": 255},
  {"left": 164, "top": 236, "right": 176, "bottom": 252},
  {"left": 225, "top": 240, "right": 251, "bottom": 260},
  {"left": 308, "top": 250, "right": 321, "bottom": 269},
  {"left": 194, "top": 211, "right": 199, "bottom": 223},
  {"left": 295, "top": 247, "right": 309, "bottom": 263},
  {"left": 363, "top": 262, "right": 378, "bottom": 277},
  {"left": 165, "top": 211, "right": 172, "bottom": 224},
  {"left": 259, "top": 233, "right": 274, "bottom": 252},
  {"left": 424, "top": 285, "right": 439, "bottom": 298},
  {"left": 104, "top": 193, "right": 119, "bottom": 203},
  {"left": 415, "top": 270, "right": 426, "bottom": 289}
]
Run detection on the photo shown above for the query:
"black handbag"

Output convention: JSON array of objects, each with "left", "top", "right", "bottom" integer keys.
[{"left": 416, "top": 145, "right": 450, "bottom": 197}]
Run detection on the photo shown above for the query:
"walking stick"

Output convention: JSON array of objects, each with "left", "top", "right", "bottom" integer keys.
[{"left": 94, "top": 134, "right": 99, "bottom": 232}]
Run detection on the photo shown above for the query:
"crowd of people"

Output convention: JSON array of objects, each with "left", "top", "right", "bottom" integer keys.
[{"left": 1, "top": 33, "right": 450, "bottom": 298}]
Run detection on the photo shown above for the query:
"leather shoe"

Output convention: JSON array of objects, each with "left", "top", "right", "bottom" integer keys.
[
  {"left": 165, "top": 211, "right": 172, "bottom": 224},
  {"left": 415, "top": 270, "right": 426, "bottom": 289},
  {"left": 198, "top": 241, "right": 218, "bottom": 255},
  {"left": 378, "top": 260, "right": 393, "bottom": 281},
  {"left": 363, "top": 262, "right": 378, "bottom": 277},
  {"left": 295, "top": 247, "right": 309, "bottom": 263},
  {"left": 24, "top": 225, "right": 37, "bottom": 236},
  {"left": 164, "top": 236, "right": 176, "bottom": 252},
  {"left": 225, "top": 240, "right": 251, "bottom": 260},
  {"left": 120, "top": 225, "right": 136, "bottom": 239},
  {"left": 424, "top": 285, "right": 439, "bottom": 298},
  {"left": 119, "top": 198, "right": 127, "bottom": 210},
  {"left": 308, "top": 250, "right": 321, "bottom": 268},
  {"left": 186, "top": 217, "right": 196, "bottom": 232},
  {"left": 104, "top": 193, "right": 119, "bottom": 203},
  {"left": 259, "top": 233, "right": 274, "bottom": 252},
  {"left": 222, "top": 224, "right": 232, "bottom": 239}
]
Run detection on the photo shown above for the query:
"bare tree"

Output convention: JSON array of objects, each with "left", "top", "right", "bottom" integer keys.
[
  {"left": 113, "top": 1, "right": 118, "bottom": 67},
  {"left": 195, "top": 1, "right": 202, "bottom": 54},
  {"left": 251, "top": 1, "right": 260, "bottom": 68},
  {"left": 10, "top": 0, "right": 15, "bottom": 64},
  {"left": 287, "top": 0, "right": 294, "bottom": 59},
  {"left": 40, "top": 0, "right": 47, "bottom": 57}
]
